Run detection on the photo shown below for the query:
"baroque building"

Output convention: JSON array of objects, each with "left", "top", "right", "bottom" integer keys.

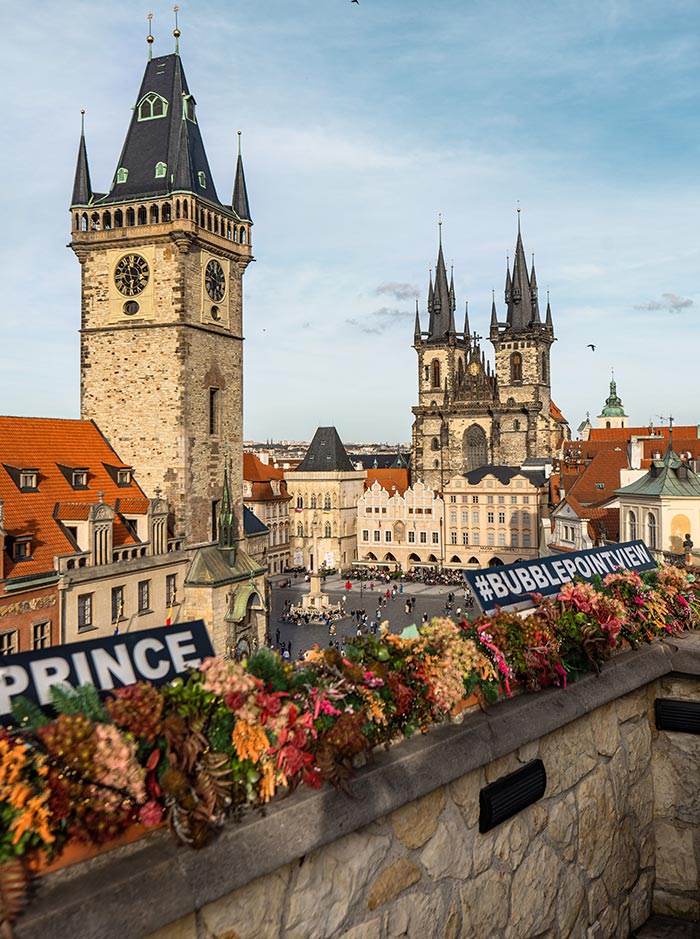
[
  {"left": 69, "top": 35, "right": 252, "bottom": 545},
  {"left": 411, "top": 217, "right": 568, "bottom": 491}
]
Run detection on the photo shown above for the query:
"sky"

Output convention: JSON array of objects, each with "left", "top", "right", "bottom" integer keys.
[{"left": 1, "top": 0, "right": 698, "bottom": 446}]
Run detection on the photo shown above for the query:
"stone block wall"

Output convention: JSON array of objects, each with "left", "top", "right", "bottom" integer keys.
[
  {"left": 652, "top": 675, "right": 700, "bottom": 920},
  {"left": 145, "top": 689, "right": 655, "bottom": 939}
]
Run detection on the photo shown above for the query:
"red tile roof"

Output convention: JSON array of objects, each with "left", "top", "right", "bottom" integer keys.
[
  {"left": 588, "top": 425, "right": 698, "bottom": 443},
  {"left": 550, "top": 399, "right": 566, "bottom": 423},
  {"left": 563, "top": 449, "right": 628, "bottom": 507},
  {"left": 365, "top": 469, "right": 409, "bottom": 497},
  {"left": 0, "top": 417, "right": 147, "bottom": 578},
  {"left": 243, "top": 452, "right": 284, "bottom": 482}
]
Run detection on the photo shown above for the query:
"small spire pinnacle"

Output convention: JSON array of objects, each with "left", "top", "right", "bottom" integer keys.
[
  {"left": 173, "top": 5, "right": 181, "bottom": 53},
  {"left": 517, "top": 201, "right": 521, "bottom": 233},
  {"left": 80, "top": 108, "right": 85, "bottom": 135},
  {"left": 147, "top": 12, "right": 154, "bottom": 60},
  {"left": 463, "top": 300, "right": 470, "bottom": 339},
  {"left": 237, "top": 129, "right": 242, "bottom": 156},
  {"left": 438, "top": 212, "right": 442, "bottom": 245}
]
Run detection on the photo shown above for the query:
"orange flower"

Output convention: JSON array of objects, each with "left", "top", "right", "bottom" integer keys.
[
  {"left": 258, "top": 760, "right": 277, "bottom": 804},
  {"left": 232, "top": 720, "right": 270, "bottom": 765}
]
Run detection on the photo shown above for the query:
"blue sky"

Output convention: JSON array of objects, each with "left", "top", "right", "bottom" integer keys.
[{"left": 1, "top": 0, "right": 698, "bottom": 445}]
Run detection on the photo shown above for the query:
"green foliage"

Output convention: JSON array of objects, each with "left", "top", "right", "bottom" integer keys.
[
  {"left": 246, "top": 646, "right": 290, "bottom": 691},
  {"left": 208, "top": 709, "right": 234, "bottom": 753},
  {"left": 10, "top": 697, "right": 50, "bottom": 733},
  {"left": 162, "top": 673, "right": 217, "bottom": 717},
  {"left": 49, "top": 683, "right": 106, "bottom": 722}
]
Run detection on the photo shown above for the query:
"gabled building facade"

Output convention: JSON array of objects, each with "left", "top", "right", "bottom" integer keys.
[
  {"left": 243, "top": 453, "right": 292, "bottom": 574},
  {"left": 286, "top": 428, "right": 366, "bottom": 571},
  {"left": 411, "top": 217, "right": 567, "bottom": 491},
  {"left": 0, "top": 416, "right": 188, "bottom": 649}
]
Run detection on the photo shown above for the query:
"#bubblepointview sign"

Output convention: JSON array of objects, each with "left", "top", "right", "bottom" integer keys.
[
  {"left": 463, "top": 541, "right": 656, "bottom": 614},
  {"left": 0, "top": 620, "right": 214, "bottom": 721}
]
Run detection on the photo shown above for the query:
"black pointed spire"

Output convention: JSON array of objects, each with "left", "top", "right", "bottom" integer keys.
[
  {"left": 530, "top": 252, "right": 541, "bottom": 323},
  {"left": 545, "top": 289, "right": 553, "bottom": 330},
  {"left": 100, "top": 52, "right": 221, "bottom": 205},
  {"left": 427, "top": 220, "right": 453, "bottom": 340},
  {"left": 506, "top": 211, "right": 535, "bottom": 330},
  {"left": 71, "top": 110, "right": 93, "bottom": 208},
  {"left": 463, "top": 301, "right": 470, "bottom": 340},
  {"left": 414, "top": 298, "right": 422, "bottom": 343},
  {"left": 490, "top": 289, "right": 498, "bottom": 328},
  {"left": 232, "top": 131, "right": 252, "bottom": 221},
  {"left": 218, "top": 462, "right": 235, "bottom": 548},
  {"left": 504, "top": 256, "right": 512, "bottom": 305}
]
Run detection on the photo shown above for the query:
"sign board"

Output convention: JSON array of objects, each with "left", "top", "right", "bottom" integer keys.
[
  {"left": 463, "top": 541, "right": 656, "bottom": 615},
  {"left": 293, "top": 550, "right": 304, "bottom": 567},
  {"left": 0, "top": 621, "right": 214, "bottom": 721},
  {"left": 323, "top": 551, "right": 336, "bottom": 569}
]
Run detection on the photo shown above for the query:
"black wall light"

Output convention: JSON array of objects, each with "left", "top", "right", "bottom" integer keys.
[
  {"left": 655, "top": 698, "right": 700, "bottom": 735},
  {"left": 479, "top": 759, "right": 547, "bottom": 834}
]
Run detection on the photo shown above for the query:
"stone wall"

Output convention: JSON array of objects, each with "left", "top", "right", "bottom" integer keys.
[
  {"left": 652, "top": 675, "right": 700, "bottom": 920},
  {"left": 19, "top": 635, "right": 700, "bottom": 939}
]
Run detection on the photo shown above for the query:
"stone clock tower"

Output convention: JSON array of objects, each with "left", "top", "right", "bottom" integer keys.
[{"left": 69, "top": 38, "right": 252, "bottom": 545}]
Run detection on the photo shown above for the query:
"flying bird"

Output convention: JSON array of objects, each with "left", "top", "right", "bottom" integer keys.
[
  {"left": 351, "top": 1, "right": 359, "bottom": 4},
  {"left": 587, "top": 344, "right": 596, "bottom": 351}
]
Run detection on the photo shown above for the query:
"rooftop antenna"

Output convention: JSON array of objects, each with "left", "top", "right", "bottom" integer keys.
[
  {"left": 147, "top": 12, "right": 154, "bottom": 60},
  {"left": 173, "top": 5, "right": 181, "bottom": 54}
]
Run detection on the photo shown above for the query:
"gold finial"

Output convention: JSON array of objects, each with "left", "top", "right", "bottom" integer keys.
[
  {"left": 147, "top": 12, "right": 154, "bottom": 59},
  {"left": 173, "top": 5, "right": 181, "bottom": 51}
]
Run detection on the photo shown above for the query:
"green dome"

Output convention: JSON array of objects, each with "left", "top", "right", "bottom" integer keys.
[{"left": 600, "top": 377, "right": 626, "bottom": 418}]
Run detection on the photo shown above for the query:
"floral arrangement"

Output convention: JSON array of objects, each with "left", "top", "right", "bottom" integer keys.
[{"left": 1, "top": 565, "right": 699, "bottom": 932}]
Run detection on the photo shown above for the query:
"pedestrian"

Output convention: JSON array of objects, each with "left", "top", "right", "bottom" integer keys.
[
  {"left": 399, "top": 584, "right": 404, "bottom": 595},
  {"left": 370, "top": 582, "right": 374, "bottom": 591},
  {"left": 356, "top": 626, "right": 362, "bottom": 637},
  {"left": 275, "top": 628, "right": 280, "bottom": 645},
  {"left": 422, "top": 612, "right": 428, "bottom": 625},
  {"left": 405, "top": 601, "right": 411, "bottom": 615},
  {"left": 288, "top": 640, "right": 292, "bottom": 653},
  {"left": 282, "top": 648, "right": 290, "bottom": 660}
]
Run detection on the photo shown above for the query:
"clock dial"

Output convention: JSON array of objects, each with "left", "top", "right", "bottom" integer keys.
[
  {"left": 205, "top": 259, "right": 226, "bottom": 302},
  {"left": 468, "top": 361, "right": 480, "bottom": 376},
  {"left": 114, "top": 254, "right": 149, "bottom": 297}
]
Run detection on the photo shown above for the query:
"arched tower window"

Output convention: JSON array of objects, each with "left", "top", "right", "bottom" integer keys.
[
  {"left": 324, "top": 494, "right": 331, "bottom": 510},
  {"left": 138, "top": 93, "right": 168, "bottom": 121},
  {"left": 324, "top": 522, "right": 331, "bottom": 538},
  {"left": 183, "top": 200, "right": 188, "bottom": 219},
  {"left": 297, "top": 523, "right": 303, "bottom": 537},
  {"left": 463, "top": 424, "right": 488, "bottom": 472},
  {"left": 241, "top": 227, "right": 247, "bottom": 244},
  {"left": 431, "top": 437, "right": 440, "bottom": 451},
  {"left": 647, "top": 513, "right": 656, "bottom": 549},
  {"left": 162, "top": 202, "right": 171, "bottom": 222},
  {"left": 149, "top": 204, "right": 159, "bottom": 224},
  {"left": 629, "top": 510, "right": 637, "bottom": 540},
  {"left": 125, "top": 207, "right": 135, "bottom": 226},
  {"left": 541, "top": 351, "right": 548, "bottom": 383},
  {"left": 510, "top": 352, "right": 523, "bottom": 383},
  {"left": 296, "top": 495, "right": 303, "bottom": 509},
  {"left": 431, "top": 359, "right": 441, "bottom": 388},
  {"left": 514, "top": 419, "right": 521, "bottom": 431},
  {"left": 137, "top": 206, "right": 147, "bottom": 225},
  {"left": 310, "top": 495, "right": 317, "bottom": 509}
]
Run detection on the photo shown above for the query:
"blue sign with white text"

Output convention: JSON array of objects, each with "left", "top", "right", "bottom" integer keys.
[{"left": 463, "top": 540, "right": 656, "bottom": 614}]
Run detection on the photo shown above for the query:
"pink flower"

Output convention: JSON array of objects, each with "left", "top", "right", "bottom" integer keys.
[{"left": 139, "top": 799, "right": 164, "bottom": 828}]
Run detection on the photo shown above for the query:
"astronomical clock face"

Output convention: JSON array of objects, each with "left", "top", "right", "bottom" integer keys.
[
  {"left": 205, "top": 259, "right": 226, "bottom": 301},
  {"left": 114, "top": 254, "right": 150, "bottom": 297},
  {"left": 468, "top": 361, "right": 480, "bottom": 376}
]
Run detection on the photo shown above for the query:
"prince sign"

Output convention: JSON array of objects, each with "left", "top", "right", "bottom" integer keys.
[
  {"left": 463, "top": 541, "right": 656, "bottom": 615},
  {"left": 0, "top": 621, "right": 214, "bottom": 721}
]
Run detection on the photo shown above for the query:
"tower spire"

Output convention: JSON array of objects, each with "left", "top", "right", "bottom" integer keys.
[
  {"left": 545, "top": 289, "right": 553, "bottom": 329},
  {"left": 427, "top": 223, "right": 452, "bottom": 339},
  {"left": 504, "top": 255, "right": 511, "bottom": 305},
  {"left": 173, "top": 5, "right": 181, "bottom": 54},
  {"left": 232, "top": 130, "right": 252, "bottom": 221},
  {"left": 414, "top": 297, "right": 422, "bottom": 343},
  {"left": 490, "top": 290, "right": 498, "bottom": 329},
  {"left": 463, "top": 300, "right": 470, "bottom": 340},
  {"left": 530, "top": 251, "right": 541, "bottom": 323},
  {"left": 506, "top": 214, "right": 534, "bottom": 329},
  {"left": 71, "top": 109, "right": 93, "bottom": 208},
  {"left": 218, "top": 460, "right": 235, "bottom": 549},
  {"left": 147, "top": 12, "right": 154, "bottom": 60}
]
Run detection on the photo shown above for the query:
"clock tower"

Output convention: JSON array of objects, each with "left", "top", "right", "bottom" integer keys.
[{"left": 69, "top": 35, "right": 252, "bottom": 545}]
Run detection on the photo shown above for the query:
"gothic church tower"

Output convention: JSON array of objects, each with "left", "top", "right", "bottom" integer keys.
[
  {"left": 412, "top": 216, "right": 558, "bottom": 491},
  {"left": 69, "top": 30, "right": 252, "bottom": 545}
]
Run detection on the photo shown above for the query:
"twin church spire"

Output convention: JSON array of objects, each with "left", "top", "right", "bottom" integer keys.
[
  {"left": 70, "top": 35, "right": 250, "bottom": 221},
  {"left": 416, "top": 213, "right": 554, "bottom": 346}
]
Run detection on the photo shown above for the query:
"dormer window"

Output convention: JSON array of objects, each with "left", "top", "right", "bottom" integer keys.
[
  {"left": 197, "top": 171, "right": 207, "bottom": 189},
  {"left": 117, "top": 469, "right": 132, "bottom": 486},
  {"left": 13, "top": 536, "right": 32, "bottom": 561},
  {"left": 19, "top": 470, "right": 38, "bottom": 491},
  {"left": 72, "top": 469, "right": 88, "bottom": 489},
  {"left": 184, "top": 95, "right": 196, "bottom": 122},
  {"left": 138, "top": 92, "right": 168, "bottom": 121},
  {"left": 116, "top": 167, "right": 128, "bottom": 184},
  {"left": 155, "top": 161, "right": 167, "bottom": 178}
]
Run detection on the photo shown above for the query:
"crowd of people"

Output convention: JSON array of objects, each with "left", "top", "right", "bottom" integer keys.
[{"left": 349, "top": 566, "right": 469, "bottom": 587}]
